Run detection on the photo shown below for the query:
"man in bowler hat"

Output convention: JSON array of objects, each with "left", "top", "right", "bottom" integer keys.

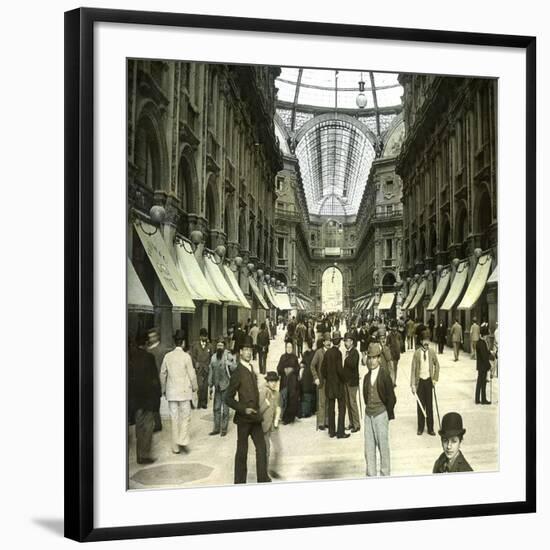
[
  {"left": 410, "top": 325, "right": 440, "bottom": 436},
  {"left": 226, "top": 335, "right": 271, "bottom": 483},
  {"left": 321, "top": 331, "right": 350, "bottom": 439},
  {"left": 433, "top": 412, "right": 473, "bottom": 473},
  {"left": 362, "top": 342, "right": 396, "bottom": 476}
]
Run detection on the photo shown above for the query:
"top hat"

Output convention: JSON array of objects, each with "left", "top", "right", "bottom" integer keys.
[
  {"left": 265, "top": 371, "right": 280, "bottom": 382},
  {"left": 415, "top": 323, "right": 428, "bottom": 338},
  {"left": 323, "top": 332, "right": 332, "bottom": 341},
  {"left": 438, "top": 412, "right": 466, "bottom": 438},
  {"left": 480, "top": 323, "right": 490, "bottom": 337},
  {"left": 367, "top": 342, "right": 382, "bottom": 357},
  {"left": 199, "top": 328, "right": 208, "bottom": 337},
  {"left": 173, "top": 329, "right": 186, "bottom": 341},
  {"left": 242, "top": 335, "right": 254, "bottom": 349},
  {"left": 332, "top": 330, "right": 342, "bottom": 341},
  {"left": 344, "top": 331, "right": 355, "bottom": 341}
]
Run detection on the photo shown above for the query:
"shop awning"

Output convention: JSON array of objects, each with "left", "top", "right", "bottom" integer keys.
[
  {"left": 203, "top": 254, "right": 241, "bottom": 306},
  {"left": 377, "top": 292, "right": 395, "bottom": 311},
  {"left": 175, "top": 244, "right": 221, "bottom": 304},
  {"left": 401, "top": 282, "right": 418, "bottom": 310},
  {"left": 408, "top": 279, "right": 427, "bottom": 310},
  {"left": 427, "top": 269, "right": 451, "bottom": 311},
  {"left": 275, "top": 291, "right": 293, "bottom": 311},
  {"left": 127, "top": 258, "right": 154, "bottom": 314},
  {"left": 295, "top": 297, "right": 306, "bottom": 311},
  {"left": 264, "top": 285, "right": 279, "bottom": 309},
  {"left": 365, "top": 296, "right": 375, "bottom": 310},
  {"left": 222, "top": 265, "right": 251, "bottom": 309},
  {"left": 487, "top": 265, "right": 498, "bottom": 285},
  {"left": 440, "top": 261, "right": 469, "bottom": 311},
  {"left": 134, "top": 222, "right": 195, "bottom": 313},
  {"left": 458, "top": 255, "right": 493, "bottom": 310},
  {"left": 248, "top": 277, "right": 269, "bottom": 310}
]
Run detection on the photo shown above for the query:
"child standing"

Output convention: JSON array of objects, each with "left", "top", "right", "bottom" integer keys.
[{"left": 260, "top": 371, "right": 282, "bottom": 479}]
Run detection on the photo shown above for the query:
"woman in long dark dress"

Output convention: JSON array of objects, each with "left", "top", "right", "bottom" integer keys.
[
  {"left": 475, "top": 324, "right": 494, "bottom": 404},
  {"left": 276, "top": 341, "right": 301, "bottom": 424}
]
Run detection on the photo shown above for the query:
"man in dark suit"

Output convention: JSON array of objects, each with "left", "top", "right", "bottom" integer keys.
[
  {"left": 321, "top": 331, "right": 349, "bottom": 439},
  {"left": 128, "top": 330, "right": 161, "bottom": 465},
  {"left": 343, "top": 332, "right": 361, "bottom": 432},
  {"left": 226, "top": 335, "right": 270, "bottom": 484},
  {"left": 146, "top": 327, "right": 168, "bottom": 431}
]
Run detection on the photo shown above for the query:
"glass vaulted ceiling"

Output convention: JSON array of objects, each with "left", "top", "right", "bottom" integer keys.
[
  {"left": 276, "top": 68, "right": 403, "bottom": 218},
  {"left": 295, "top": 119, "right": 375, "bottom": 216}
]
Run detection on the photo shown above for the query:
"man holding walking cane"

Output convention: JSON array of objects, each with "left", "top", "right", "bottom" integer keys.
[{"left": 410, "top": 325, "right": 440, "bottom": 436}]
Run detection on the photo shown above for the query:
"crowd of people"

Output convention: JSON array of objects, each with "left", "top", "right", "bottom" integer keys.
[{"left": 128, "top": 311, "right": 497, "bottom": 482}]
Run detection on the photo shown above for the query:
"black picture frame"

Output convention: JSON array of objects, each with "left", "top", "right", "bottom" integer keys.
[{"left": 65, "top": 7, "right": 537, "bottom": 542}]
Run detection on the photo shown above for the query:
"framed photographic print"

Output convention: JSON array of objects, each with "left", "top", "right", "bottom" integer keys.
[{"left": 65, "top": 7, "right": 536, "bottom": 542}]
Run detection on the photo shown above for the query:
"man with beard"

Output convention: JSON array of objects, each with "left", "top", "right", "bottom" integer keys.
[
  {"left": 310, "top": 332, "right": 331, "bottom": 430},
  {"left": 410, "top": 325, "right": 440, "bottom": 436},
  {"left": 362, "top": 342, "right": 396, "bottom": 476},
  {"left": 190, "top": 328, "right": 213, "bottom": 409},
  {"left": 146, "top": 327, "right": 167, "bottom": 432},
  {"left": 321, "top": 331, "right": 349, "bottom": 439},
  {"left": 129, "top": 330, "right": 161, "bottom": 464},
  {"left": 343, "top": 332, "right": 361, "bottom": 433},
  {"left": 226, "top": 335, "right": 271, "bottom": 484},
  {"left": 208, "top": 337, "right": 237, "bottom": 436}
]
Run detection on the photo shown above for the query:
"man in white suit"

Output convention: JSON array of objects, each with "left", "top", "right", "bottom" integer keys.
[{"left": 160, "top": 329, "right": 198, "bottom": 454}]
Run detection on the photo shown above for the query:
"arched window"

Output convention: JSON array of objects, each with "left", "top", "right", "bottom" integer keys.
[
  {"left": 178, "top": 154, "right": 195, "bottom": 213},
  {"left": 135, "top": 118, "right": 161, "bottom": 190},
  {"left": 476, "top": 190, "right": 492, "bottom": 250}
]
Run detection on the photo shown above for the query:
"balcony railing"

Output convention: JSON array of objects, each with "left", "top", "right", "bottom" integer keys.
[
  {"left": 373, "top": 208, "right": 403, "bottom": 222},
  {"left": 274, "top": 207, "right": 302, "bottom": 223}
]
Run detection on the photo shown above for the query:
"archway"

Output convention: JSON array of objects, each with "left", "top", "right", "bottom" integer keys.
[
  {"left": 178, "top": 150, "right": 198, "bottom": 214},
  {"left": 455, "top": 202, "right": 468, "bottom": 259},
  {"left": 382, "top": 271, "right": 396, "bottom": 291},
  {"left": 205, "top": 177, "right": 218, "bottom": 249},
  {"left": 321, "top": 266, "right": 344, "bottom": 313}
]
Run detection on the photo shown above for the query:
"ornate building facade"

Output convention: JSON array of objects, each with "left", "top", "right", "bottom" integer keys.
[
  {"left": 127, "top": 60, "right": 282, "bottom": 344},
  {"left": 396, "top": 74, "right": 498, "bottom": 345}
]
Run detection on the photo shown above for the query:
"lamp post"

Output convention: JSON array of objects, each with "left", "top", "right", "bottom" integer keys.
[{"left": 356, "top": 72, "right": 368, "bottom": 109}]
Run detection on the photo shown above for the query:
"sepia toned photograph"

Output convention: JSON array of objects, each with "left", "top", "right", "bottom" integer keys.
[{"left": 127, "top": 59, "right": 498, "bottom": 490}]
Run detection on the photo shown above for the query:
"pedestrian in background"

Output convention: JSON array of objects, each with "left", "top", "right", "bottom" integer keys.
[
  {"left": 470, "top": 318, "right": 480, "bottom": 359},
  {"left": 475, "top": 323, "right": 494, "bottom": 405},
  {"left": 450, "top": 318, "right": 463, "bottom": 362},
  {"left": 160, "top": 329, "right": 197, "bottom": 454},
  {"left": 249, "top": 320, "right": 259, "bottom": 360},
  {"left": 260, "top": 371, "right": 282, "bottom": 479},
  {"left": 208, "top": 337, "right": 236, "bottom": 437},
  {"left": 257, "top": 322, "right": 270, "bottom": 375},
  {"left": 436, "top": 320, "right": 447, "bottom": 354},
  {"left": 299, "top": 338, "right": 316, "bottom": 418},
  {"left": 190, "top": 328, "right": 213, "bottom": 409},
  {"left": 146, "top": 327, "right": 167, "bottom": 432},
  {"left": 343, "top": 332, "right": 361, "bottom": 433}
]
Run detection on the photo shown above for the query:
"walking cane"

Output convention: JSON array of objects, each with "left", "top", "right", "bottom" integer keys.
[
  {"left": 432, "top": 384, "right": 441, "bottom": 430},
  {"left": 414, "top": 392, "right": 427, "bottom": 419}
]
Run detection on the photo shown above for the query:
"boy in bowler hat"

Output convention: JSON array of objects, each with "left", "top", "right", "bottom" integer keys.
[
  {"left": 433, "top": 412, "right": 473, "bottom": 473},
  {"left": 259, "top": 371, "right": 282, "bottom": 479}
]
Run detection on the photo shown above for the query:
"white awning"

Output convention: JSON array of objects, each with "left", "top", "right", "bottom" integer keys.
[
  {"left": 264, "top": 285, "right": 279, "bottom": 308},
  {"left": 427, "top": 269, "right": 451, "bottom": 311},
  {"left": 401, "top": 282, "right": 418, "bottom": 310},
  {"left": 175, "top": 244, "right": 221, "bottom": 304},
  {"left": 487, "top": 265, "right": 498, "bottom": 285},
  {"left": 248, "top": 277, "right": 269, "bottom": 310},
  {"left": 365, "top": 296, "right": 375, "bottom": 310},
  {"left": 222, "top": 265, "right": 251, "bottom": 309},
  {"left": 408, "top": 279, "right": 427, "bottom": 310},
  {"left": 275, "top": 291, "right": 293, "bottom": 311},
  {"left": 377, "top": 292, "right": 395, "bottom": 311},
  {"left": 127, "top": 258, "right": 154, "bottom": 314},
  {"left": 458, "top": 255, "right": 493, "bottom": 310},
  {"left": 440, "top": 261, "right": 469, "bottom": 311},
  {"left": 134, "top": 222, "right": 195, "bottom": 313},
  {"left": 203, "top": 254, "right": 241, "bottom": 306}
]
